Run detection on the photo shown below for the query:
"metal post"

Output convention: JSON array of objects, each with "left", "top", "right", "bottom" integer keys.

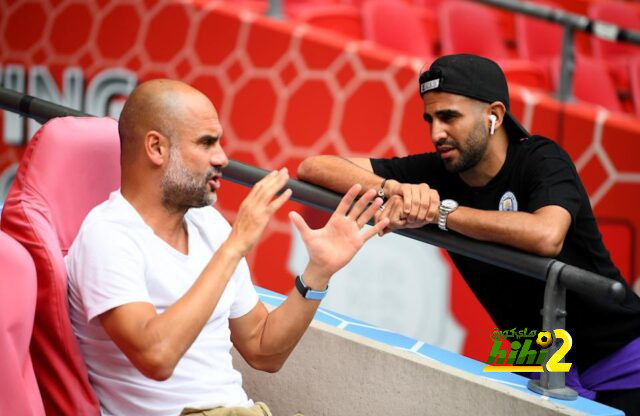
[
  {"left": 527, "top": 260, "right": 578, "bottom": 400},
  {"left": 557, "top": 23, "right": 576, "bottom": 102},
  {"left": 265, "top": 0, "right": 283, "bottom": 19}
]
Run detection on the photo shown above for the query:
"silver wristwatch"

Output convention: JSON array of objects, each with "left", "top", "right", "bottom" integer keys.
[{"left": 438, "top": 199, "right": 459, "bottom": 231}]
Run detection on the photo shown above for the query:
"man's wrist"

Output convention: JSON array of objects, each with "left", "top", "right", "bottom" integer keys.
[
  {"left": 383, "top": 179, "right": 399, "bottom": 197},
  {"left": 295, "top": 274, "right": 328, "bottom": 301},
  {"left": 301, "top": 263, "right": 332, "bottom": 290},
  {"left": 219, "top": 239, "right": 246, "bottom": 262}
]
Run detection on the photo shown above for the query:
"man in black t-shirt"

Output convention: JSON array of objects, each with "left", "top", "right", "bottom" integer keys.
[{"left": 297, "top": 54, "right": 640, "bottom": 414}]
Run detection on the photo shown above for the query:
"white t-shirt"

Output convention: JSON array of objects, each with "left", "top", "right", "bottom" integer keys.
[{"left": 66, "top": 191, "right": 259, "bottom": 416}]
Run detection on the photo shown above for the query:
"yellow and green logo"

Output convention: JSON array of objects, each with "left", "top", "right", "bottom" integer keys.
[{"left": 482, "top": 328, "right": 573, "bottom": 373}]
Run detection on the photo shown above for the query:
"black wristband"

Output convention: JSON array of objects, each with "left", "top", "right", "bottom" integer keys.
[{"left": 294, "top": 274, "right": 328, "bottom": 300}]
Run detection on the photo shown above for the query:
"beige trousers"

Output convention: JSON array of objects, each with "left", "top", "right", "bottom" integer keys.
[{"left": 180, "top": 402, "right": 303, "bottom": 416}]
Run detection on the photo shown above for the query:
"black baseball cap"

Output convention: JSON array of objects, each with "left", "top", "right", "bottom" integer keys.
[{"left": 419, "top": 54, "right": 529, "bottom": 140}]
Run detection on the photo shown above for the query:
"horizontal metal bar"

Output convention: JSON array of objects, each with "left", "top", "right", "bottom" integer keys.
[
  {"left": 474, "top": 0, "right": 640, "bottom": 46},
  {"left": 0, "top": 86, "right": 86, "bottom": 124},
  {"left": 0, "top": 86, "right": 626, "bottom": 304}
]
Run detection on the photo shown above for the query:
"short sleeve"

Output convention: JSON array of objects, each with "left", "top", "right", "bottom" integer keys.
[
  {"left": 523, "top": 140, "right": 582, "bottom": 224},
  {"left": 67, "top": 222, "right": 150, "bottom": 322},
  {"left": 370, "top": 153, "right": 443, "bottom": 185},
  {"left": 228, "top": 258, "right": 259, "bottom": 319}
]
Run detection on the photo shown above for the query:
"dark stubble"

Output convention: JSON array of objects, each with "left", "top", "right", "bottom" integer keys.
[
  {"left": 161, "top": 145, "right": 217, "bottom": 211},
  {"left": 439, "top": 118, "right": 489, "bottom": 174}
]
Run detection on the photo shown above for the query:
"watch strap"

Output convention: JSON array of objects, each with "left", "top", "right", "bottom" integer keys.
[
  {"left": 438, "top": 209, "right": 449, "bottom": 231},
  {"left": 295, "top": 274, "right": 328, "bottom": 300}
]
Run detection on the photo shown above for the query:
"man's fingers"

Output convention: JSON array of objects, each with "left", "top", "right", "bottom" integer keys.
[
  {"left": 348, "top": 189, "right": 377, "bottom": 221},
  {"left": 289, "top": 211, "right": 311, "bottom": 239},
  {"left": 374, "top": 205, "right": 383, "bottom": 223},
  {"left": 408, "top": 185, "right": 421, "bottom": 222},
  {"left": 245, "top": 169, "right": 277, "bottom": 201},
  {"left": 255, "top": 168, "right": 290, "bottom": 204},
  {"left": 402, "top": 184, "right": 411, "bottom": 214},
  {"left": 416, "top": 185, "right": 430, "bottom": 222},
  {"left": 378, "top": 201, "right": 404, "bottom": 236},
  {"left": 356, "top": 196, "right": 383, "bottom": 228},
  {"left": 376, "top": 203, "right": 392, "bottom": 236},
  {"left": 365, "top": 217, "right": 390, "bottom": 240},
  {"left": 426, "top": 190, "right": 440, "bottom": 223},
  {"left": 269, "top": 188, "right": 292, "bottom": 213},
  {"left": 335, "top": 184, "right": 362, "bottom": 216}
]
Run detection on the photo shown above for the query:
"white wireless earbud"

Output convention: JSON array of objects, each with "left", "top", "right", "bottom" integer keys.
[{"left": 489, "top": 114, "right": 497, "bottom": 135}]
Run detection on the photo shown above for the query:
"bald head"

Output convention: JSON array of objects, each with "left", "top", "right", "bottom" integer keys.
[{"left": 118, "top": 79, "right": 216, "bottom": 163}]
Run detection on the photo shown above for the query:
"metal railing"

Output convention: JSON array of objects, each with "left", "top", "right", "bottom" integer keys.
[
  {"left": 474, "top": 0, "right": 640, "bottom": 102},
  {"left": 0, "top": 86, "right": 628, "bottom": 400}
]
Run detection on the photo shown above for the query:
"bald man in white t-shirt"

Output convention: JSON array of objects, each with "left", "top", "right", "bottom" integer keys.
[{"left": 66, "top": 79, "right": 388, "bottom": 416}]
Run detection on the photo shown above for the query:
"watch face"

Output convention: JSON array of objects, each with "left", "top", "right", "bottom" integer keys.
[{"left": 442, "top": 199, "right": 458, "bottom": 210}]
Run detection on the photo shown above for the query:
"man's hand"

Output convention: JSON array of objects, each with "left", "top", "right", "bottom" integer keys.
[
  {"left": 374, "top": 195, "right": 406, "bottom": 235},
  {"left": 375, "top": 180, "right": 440, "bottom": 235},
  {"left": 226, "top": 168, "right": 292, "bottom": 257},
  {"left": 289, "top": 184, "right": 389, "bottom": 281}
]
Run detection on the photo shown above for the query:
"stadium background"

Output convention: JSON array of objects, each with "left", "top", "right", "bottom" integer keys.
[{"left": 1, "top": 0, "right": 639, "bottom": 363}]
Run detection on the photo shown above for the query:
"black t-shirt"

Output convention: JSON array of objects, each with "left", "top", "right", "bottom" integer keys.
[{"left": 371, "top": 135, "right": 640, "bottom": 371}]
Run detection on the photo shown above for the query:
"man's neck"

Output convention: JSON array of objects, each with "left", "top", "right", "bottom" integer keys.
[
  {"left": 458, "top": 131, "right": 509, "bottom": 188},
  {"left": 121, "top": 184, "right": 189, "bottom": 254}
]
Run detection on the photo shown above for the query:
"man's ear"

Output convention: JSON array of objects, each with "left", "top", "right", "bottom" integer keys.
[
  {"left": 488, "top": 101, "right": 507, "bottom": 129},
  {"left": 144, "top": 130, "right": 170, "bottom": 166}
]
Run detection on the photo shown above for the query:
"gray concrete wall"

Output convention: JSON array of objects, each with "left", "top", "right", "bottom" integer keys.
[{"left": 233, "top": 321, "right": 585, "bottom": 416}]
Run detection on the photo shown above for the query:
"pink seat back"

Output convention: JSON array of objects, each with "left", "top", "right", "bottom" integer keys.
[
  {"left": 362, "top": 0, "right": 434, "bottom": 59},
  {"left": 1, "top": 116, "right": 121, "bottom": 416},
  {"left": 0, "top": 230, "right": 45, "bottom": 415},
  {"left": 439, "top": 0, "right": 510, "bottom": 59}
]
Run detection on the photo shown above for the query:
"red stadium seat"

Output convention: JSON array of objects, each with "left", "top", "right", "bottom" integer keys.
[
  {"left": 219, "top": 0, "right": 268, "bottom": 14},
  {"left": 589, "top": 1, "right": 640, "bottom": 62},
  {"left": 514, "top": 0, "right": 568, "bottom": 89},
  {"left": 515, "top": 0, "right": 564, "bottom": 62},
  {"left": 413, "top": 0, "right": 444, "bottom": 11},
  {"left": 588, "top": 1, "right": 640, "bottom": 94},
  {"left": 438, "top": 0, "right": 548, "bottom": 90},
  {"left": 629, "top": 56, "right": 640, "bottom": 117},
  {"left": 0, "top": 230, "right": 45, "bottom": 415},
  {"left": 1, "top": 116, "right": 121, "bottom": 416},
  {"left": 439, "top": 0, "right": 510, "bottom": 59},
  {"left": 284, "top": 0, "right": 340, "bottom": 19},
  {"left": 298, "top": 4, "right": 363, "bottom": 39},
  {"left": 362, "top": 0, "right": 435, "bottom": 59},
  {"left": 552, "top": 56, "right": 622, "bottom": 113}
]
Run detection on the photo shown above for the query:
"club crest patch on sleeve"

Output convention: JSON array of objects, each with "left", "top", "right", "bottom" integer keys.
[{"left": 499, "top": 191, "right": 518, "bottom": 212}]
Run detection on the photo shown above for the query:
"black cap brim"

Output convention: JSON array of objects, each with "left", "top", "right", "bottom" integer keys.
[{"left": 504, "top": 111, "right": 529, "bottom": 140}]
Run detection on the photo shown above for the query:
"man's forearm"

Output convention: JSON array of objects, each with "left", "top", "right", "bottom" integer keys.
[
  {"left": 297, "top": 155, "right": 382, "bottom": 194},
  {"left": 446, "top": 206, "right": 568, "bottom": 257},
  {"left": 101, "top": 242, "right": 243, "bottom": 380},
  {"left": 240, "top": 263, "right": 331, "bottom": 372},
  {"left": 148, "top": 243, "right": 243, "bottom": 353}
]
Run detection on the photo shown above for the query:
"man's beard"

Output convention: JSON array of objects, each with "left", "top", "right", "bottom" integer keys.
[
  {"left": 439, "top": 120, "right": 489, "bottom": 174},
  {"left": 161, "top": 146, "right": 217, "bottom": 211}
]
